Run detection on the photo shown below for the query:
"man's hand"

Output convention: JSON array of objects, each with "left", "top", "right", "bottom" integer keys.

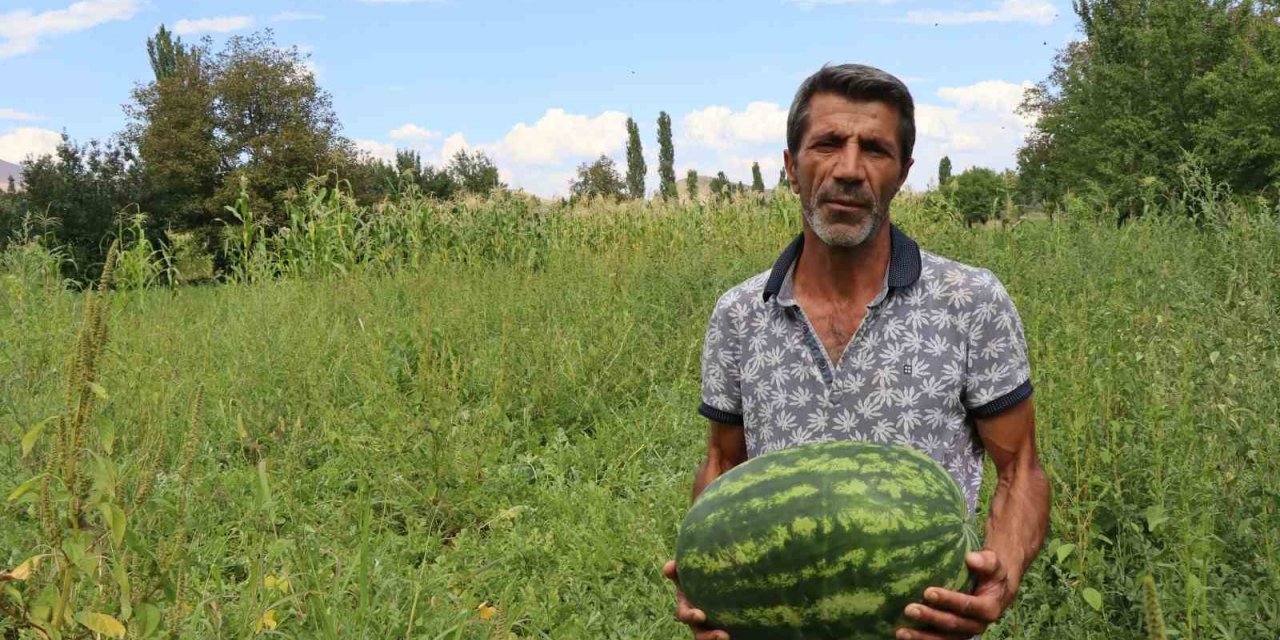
[
  {"left": 896, "top": 550, "right": 1013, "bottom": 640},
  {"left": 663, "top": 560, "right": 730, "bottom": 640}
]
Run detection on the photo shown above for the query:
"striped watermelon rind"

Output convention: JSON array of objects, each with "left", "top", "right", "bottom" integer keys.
[{"left": 675, "top": 441, "right": 977, "bottom": 640}]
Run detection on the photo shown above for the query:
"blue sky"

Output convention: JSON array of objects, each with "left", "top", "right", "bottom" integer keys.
[{"left": 1, "top": 0, "right": 1078, "bottom": 197}]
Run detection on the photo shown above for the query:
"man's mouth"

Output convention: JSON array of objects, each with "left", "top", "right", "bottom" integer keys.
[{"left": 822, "top": 199, "right": 872, "bottom": 213}]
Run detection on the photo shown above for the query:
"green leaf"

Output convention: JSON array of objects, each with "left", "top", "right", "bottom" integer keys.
[
  {"left": 132, "top": 603, "right": 162, "bottom": 638},
  {"left": 1145, "top": 505, "right": 1168, "bottom": 533},
  {"left": 75, "top": 611, "right": 126, "bottom": 638},
  {"left": 89, "top": 452, "right": 118, "bottom": 503},
  {"left": 1082, "top": 587, "right": 1103, "bottom": 612},
  {"left": 99, "top": 420, "right": 116, "bottom": 455},
  {"left": 87, "top": 382, "right": 108, "bottom": 400},
  {"left": 1055, "top": 543, "right": 1076, "bottom": 564},
  {"left": 6, "top": 474, "right": 44, "bottom": 503},
  {"left": 112, "top": 561, "right": 131, "bottom": 621},
  {"left": 98, "top": 502, "right": 126, "bottom": 547},
  {"left": 21, "top": 416, "right": 57, "bottom": 459}
]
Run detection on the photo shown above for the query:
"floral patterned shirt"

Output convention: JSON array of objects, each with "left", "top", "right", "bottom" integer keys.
[{"left": 698, "top": 225, "right": 1033, "bottom": 512}]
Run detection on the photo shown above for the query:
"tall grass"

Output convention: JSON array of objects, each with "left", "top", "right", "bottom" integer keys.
[{"left": 2, "top": 189, "right": 1278, "bottom": 638}]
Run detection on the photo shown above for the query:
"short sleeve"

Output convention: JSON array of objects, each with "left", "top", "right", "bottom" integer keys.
[
  {"left": 963, "top": 271, "right": 1033, "bottom": 418},
  {"left": 698, "top": 291, "right": 745, "bottom": 425}
]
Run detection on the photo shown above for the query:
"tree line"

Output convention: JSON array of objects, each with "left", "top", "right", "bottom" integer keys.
[
  {"left": 4, "top": 1, "right": 1279, "bottom": 280},
  {"left": 0, "top": 27, "right": 504, "bottom": 280}
]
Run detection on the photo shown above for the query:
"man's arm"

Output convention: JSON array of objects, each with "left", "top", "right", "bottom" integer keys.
[
  {"left": 691, "top": 421, "right": 749, "bottom": 503},
  {"left": 665, "top": 421, "right": 748, "bottom": 640},
  {"left": 976, "top": 398, "right": 1050, "bottom": 598},
  {"left": 898, "top": 398, "right": 1050, "bottom": 640}
]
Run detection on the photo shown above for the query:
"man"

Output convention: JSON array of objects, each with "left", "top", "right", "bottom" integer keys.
[{"left": 662, "top": 64, "right": 1050, "bottom": 640}]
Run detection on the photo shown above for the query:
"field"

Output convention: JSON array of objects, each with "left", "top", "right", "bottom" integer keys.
[{"left": 3, "top": 192, "right": 1279, "bottom": 639}]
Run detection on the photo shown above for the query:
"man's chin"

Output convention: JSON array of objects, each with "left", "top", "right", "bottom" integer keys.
[{"left": 813, "top": 223, "right": 874, "bottom": 248}]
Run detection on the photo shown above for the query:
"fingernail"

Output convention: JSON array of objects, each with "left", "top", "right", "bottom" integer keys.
[
  {"left": 925, "top": 589, "right": 939, "bottom": 602},
  {"left": 897, "top": 631, "right": 913, "bottom": 640},
  {"left": 905, "top": 604, "right": 922, "bottom": 618}
]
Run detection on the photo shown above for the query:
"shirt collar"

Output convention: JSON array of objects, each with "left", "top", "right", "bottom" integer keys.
[{"left": 762, "top": 224, "right": 922, "bottom": 304}]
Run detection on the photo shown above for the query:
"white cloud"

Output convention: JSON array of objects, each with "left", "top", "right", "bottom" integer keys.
[
  {"left": 0, "top": 127, "right": 63, "bottom": 163},
  {"left": 905, "top": 0, "right": 1057, "bottom": 26},
  {"left": 174, "top": 16, "right": 255, "bottom": 35},
  {"left": 909, "top": 79, "right": 1037, "bottom": 186},
  {"left": 936, "top": 80, "right": 1033, "bottom": 113},
  {"left": 0, "top": 109, "right": 42, "bottom": 121},
  {"left": 354, "top": 139, "right": 397, "bottom": 163},
  {"left": 0, "top": 0, "right": 138, "bottom": 57},
  {"left": 271, "top": 12, "right": 324, "bottom": 22},
  {"left": 683, "top": 102, "right": 788, "bottom": 150},
  {"left": 439, "top": 133, "right": 470, "bottom": 164},
  {"left": 389, "top": 124, "right": 442, "bottom": 142},
  {"left": 497, "top": 109, "right": 629, "bottom": 165}
]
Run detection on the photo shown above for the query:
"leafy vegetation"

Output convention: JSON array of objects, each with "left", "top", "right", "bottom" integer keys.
[{"left": 3, "top": 189, "right": 1278, "bottom": 638}]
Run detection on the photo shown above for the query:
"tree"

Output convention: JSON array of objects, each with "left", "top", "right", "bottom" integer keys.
[
  {"left": 685, "top": 170, "right": 698, "bottom": 201},
  {"left": 1017, "top": 1, "right": 1280, "bottom": 216},
  {"left": 209, "top": 31, "right": 347, "bottom": 218},
  {"left": 778, "top": 168, "right": 789, "bottom": 191},
  {"left": 625, "top": 117, "right": 646, "bottom": 199},
  {"left": 751, "top": 162, "right": 765, "bottom": 192},
  {"left": 146, "top": 24, "right": 186, "bottom": 80},
  {"left": 447, "top": 149, "right": 504, "bottom": 195},
  {"left": 938, "top": 156, "right": 953, "bottom": 187},
  {"left": 20, "top": 134, "right": 147, "bottom": 281},
  {"left": 570, "top": 155, "right": 626, "bottom": 202},
  {"left": 709, "top": 171, "right": 730, "bottom": 200},
  {"left": 949, "top": 167, "right": 1006, "bottom": 227},
  {"left": 657, "top": 111, "right": 677, "bottom": 200},
  {"left": 126, "top": 25, "right": 220, "bottom": 233}
]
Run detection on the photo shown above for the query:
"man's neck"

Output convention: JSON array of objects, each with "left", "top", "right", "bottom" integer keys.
[{"left": 794, "top": 224, "right": 892, "bottom": 306}]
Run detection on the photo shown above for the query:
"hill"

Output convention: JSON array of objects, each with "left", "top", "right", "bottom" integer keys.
[{"left": 674, "top": 173, "right": 779, "bottom": 201}]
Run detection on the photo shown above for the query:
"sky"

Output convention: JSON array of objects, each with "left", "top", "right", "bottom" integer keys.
[{"left": 0, "top": 0, "right": 1080, "bottom": 197}]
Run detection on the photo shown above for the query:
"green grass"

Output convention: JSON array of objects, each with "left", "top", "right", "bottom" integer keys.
[{"left": 2, "top": 194, "right": 1278, "bottom": 638}]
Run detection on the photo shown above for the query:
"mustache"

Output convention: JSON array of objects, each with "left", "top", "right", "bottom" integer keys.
[{"left": 815, "top": 183, "right": 877, "bottom": 207}]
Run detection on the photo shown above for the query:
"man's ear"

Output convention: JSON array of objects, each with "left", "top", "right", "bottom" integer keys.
[
  {"left": 783, "top": 149, "right": 800, "bottom": 194},
  {"left": 897, "top": 157, "right": 915, "bottom": 192}
]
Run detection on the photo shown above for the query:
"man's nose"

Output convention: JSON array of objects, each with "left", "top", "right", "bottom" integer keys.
[{"left": 831, "top": 144, "right": 867, "bottom": 183}]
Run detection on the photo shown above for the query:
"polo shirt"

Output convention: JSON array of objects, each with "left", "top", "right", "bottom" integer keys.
[{"left": 698, "top": 225, "right": 1033, "bottom": 512}]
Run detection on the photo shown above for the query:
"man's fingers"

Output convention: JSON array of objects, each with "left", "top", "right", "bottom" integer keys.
[
  {"left": 666, "top": 559, "right": 726, "bottom": 637},
  {"left": 901, "top": 601, "right": 989, "bottom": 635},
  {"left": 675, "top": 599, "right": 707, "bottom": 625},
  {"left": 966, "top": 550, "right": 1007, "bottom": 583},
  {"left": 663, "top": 560, "right": 679, "bottom": 582},
  {"left": 921, "top": 587, "right": 1003, "bottom": 623}
]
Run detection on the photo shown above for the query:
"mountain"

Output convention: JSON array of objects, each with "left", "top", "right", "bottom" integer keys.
[{"left": 0, "top": 159, "right": 22, "bottom": 191}]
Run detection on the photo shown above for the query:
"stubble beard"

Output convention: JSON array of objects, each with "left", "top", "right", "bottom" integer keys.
[{"left": 802, "top": 186, "right": 888, "bottom": 249}]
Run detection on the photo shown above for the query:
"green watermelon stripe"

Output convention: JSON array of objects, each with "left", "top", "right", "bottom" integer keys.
[
  {"left": 675, "top": 442, "right": 976, "bottom": 640},
  {"left": 684, "top": 468, "right": 963, "bottom": 535},
  {"left": 689, "top": 530, "right": 970, "bottom": 612}
]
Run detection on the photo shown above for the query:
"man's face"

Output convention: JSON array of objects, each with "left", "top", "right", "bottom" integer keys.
[{"left": 784, "top": 93, "right": 913, "bottom": 248}]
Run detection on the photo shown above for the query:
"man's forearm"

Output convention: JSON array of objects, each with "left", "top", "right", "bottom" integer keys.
[
  {"left": 983, "top": 456, "right": 1050, "bottom": 596},
  {"left": 691, "top": 451, "right": 737, "bottom": 504}
]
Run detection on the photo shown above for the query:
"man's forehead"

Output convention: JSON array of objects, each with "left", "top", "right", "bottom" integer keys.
[{"left": 804, "top": 94, "right": 900, "bottom": 139}]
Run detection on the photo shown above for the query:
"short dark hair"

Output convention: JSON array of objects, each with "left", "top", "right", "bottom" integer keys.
[{"left": 787, "top": 63, "right": 916, "bottom": 168}]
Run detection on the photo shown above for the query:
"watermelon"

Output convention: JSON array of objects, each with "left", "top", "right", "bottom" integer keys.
[{"left": 674, "top": 441, "right": 978, "bottom": 640}]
